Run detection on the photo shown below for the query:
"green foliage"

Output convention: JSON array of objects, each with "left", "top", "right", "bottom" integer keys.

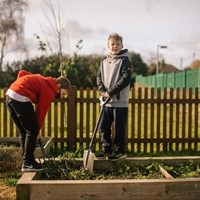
[
  {"left": 129, "top": 52, "right": 148, "bottom": 86},
  {"left": 59, "top": 40, "right": 83, "bottom": 77},
  {"left": 3, "top": 171, "right": 21, "bottom": 187},
  {"left": 3, "top": 178, "right": 18, "bottom": 187},
  {"left": 39, "top": 149, "right": 200, "bottom": 180},
  {"left": 34, "top": 34, "right": 83, "bottom": 78},
  {"left": 1, "top": 50, "right": 147, "bottom": 88},
  {"left": 68, "top": 54, "right": 104, "bottom": 87},
  {"left": 35, "top": 34, "right": 47, "bottom": 53},
  {"left": 0, "top": 67, "right": 18, "bottom": 88},
  {"left": 40, "top": 154, "right": 200, "bottom": 180},
  {"left": 164, "top": 161, "right": 200, "bottom": 178},
  {"left": 40, "top": 157, "right": 161, "bottom": 180}
]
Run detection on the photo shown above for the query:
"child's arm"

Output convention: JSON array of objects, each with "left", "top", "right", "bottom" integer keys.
[{"left": 97, "top": 64, "right": 107, "bottom": 93}]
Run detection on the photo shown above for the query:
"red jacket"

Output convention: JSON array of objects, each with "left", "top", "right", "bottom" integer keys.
[{"left": 9, "top": 70, "right": 58, "bottom": 130}]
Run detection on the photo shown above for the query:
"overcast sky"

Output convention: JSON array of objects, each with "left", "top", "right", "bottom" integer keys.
[{"left": 5, "top": 0, "right": 200, "bottom": 69}]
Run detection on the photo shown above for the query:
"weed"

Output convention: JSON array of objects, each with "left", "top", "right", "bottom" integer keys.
[{"left": 1, "top": 171, "right": 21, "bottom": 187}]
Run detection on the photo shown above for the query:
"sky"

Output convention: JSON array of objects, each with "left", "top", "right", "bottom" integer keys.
[{"left": 4, "top": 0, "right": 200, "bottom": 69}]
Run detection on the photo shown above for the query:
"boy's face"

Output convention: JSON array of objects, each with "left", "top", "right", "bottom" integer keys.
[
  {"left": 60, "top": 88, "right": 68, "bottom": 98},
  {"left": 55, "top": 88, "right": 68, "bottom": 99},
  {"left": 108, "top": 38, "right": 123, "bottom": 55}
]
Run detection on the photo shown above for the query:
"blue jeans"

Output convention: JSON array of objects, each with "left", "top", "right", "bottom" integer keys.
[
  {"left": 99, "top": 107, "right": 128, "bottom": 153},
  {"left": 6, "top": 96, "right": 38, "bottom": 163}
]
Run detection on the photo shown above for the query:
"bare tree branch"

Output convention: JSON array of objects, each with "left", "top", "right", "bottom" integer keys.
[{"left": 0, "top": 0, "right": 27, "bottom": 71}]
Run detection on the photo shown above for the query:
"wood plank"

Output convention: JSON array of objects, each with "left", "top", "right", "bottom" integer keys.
[
  {"left": 131, "top": 87, "right": 136, "bottom": 152},
  {"left": 156, "top": 88, "right": 161, "bottom": 152},
  {"left": 162, "top": 88, "right": 167, "bottom": 151},
  {"left": 17, "top": 173, "right": 200, "bottom": 200},
  {"left": 194, "top": 88, "right": 199, "bottom": 150},
  {"left": 182, "top": 88, "right": 186, "bottom": 151},
  {"left": 188, "top": 88, "right": 193, "bottom": 150},
  {"left": 137, "top": 88, "right": 142, "bottom": 153},
  {"left": 150, "top": 88, "right": 154, "bottom": 152},
  {"left": 175, "top": 88, "right": 180, "bottom": 151},
  {"left": 143, "top": 88, "right": 148, "bottom": 153},
  {"left": 169, "top": 88, "right": 174, "bottom": 151}
]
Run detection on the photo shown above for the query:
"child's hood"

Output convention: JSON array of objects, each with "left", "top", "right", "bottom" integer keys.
[{"left": 108, "top": 49, "right": 130, "bottom": 60}]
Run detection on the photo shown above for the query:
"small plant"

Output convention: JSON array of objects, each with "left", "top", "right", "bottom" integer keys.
[
  {"left": 2, "top": 171, "right": 21, "bottom": 187},
  {"left": 34, "top": 34, "right": 83, "bottom": 77},
  {"left": 59, "top": 39, "right": 83, "bottom": 76},
  {"left": 4, "top": 177, "right": 18, "bottom": 187},
  {"left": 164, "top": 162, "right": 200, "bottom": 178}
]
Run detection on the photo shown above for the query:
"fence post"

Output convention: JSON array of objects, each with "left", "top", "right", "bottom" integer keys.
[
  {"left": 67, "top": 86, "right": 77, "bottom": 150},
  {"left": 198, "top": 68, "right": 200, "bottom": 90},
  {"left": 183, "top": 70, "right": 186, "bottom": 89}
]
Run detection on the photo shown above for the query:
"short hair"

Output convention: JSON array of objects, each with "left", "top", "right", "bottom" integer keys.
[
  {"left": 56, "top": 76, "right": 71, "bottom": 91},
  {"left": 108, "top": 33, "right": 123, "bottom": 43}
]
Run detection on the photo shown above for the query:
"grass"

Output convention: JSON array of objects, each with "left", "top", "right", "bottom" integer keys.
[{"left": 1, "top": 171, "right": 21, "bottom": 187}]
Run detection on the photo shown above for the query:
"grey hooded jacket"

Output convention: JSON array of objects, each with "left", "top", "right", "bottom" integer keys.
[{"left": 97, "top": 49, "right": 131, "bottom": 107}]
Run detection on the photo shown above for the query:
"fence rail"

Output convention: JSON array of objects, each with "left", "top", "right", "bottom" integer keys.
[{"left": 1, "top": 87, "right": 200, "bottom": 153}]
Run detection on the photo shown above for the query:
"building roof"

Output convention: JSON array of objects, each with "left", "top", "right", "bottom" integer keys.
[{"left": 160, "top": 64, "right": 181, "bottom": 73}]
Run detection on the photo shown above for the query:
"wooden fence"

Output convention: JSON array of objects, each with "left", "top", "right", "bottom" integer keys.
[{"left": 1, "top": 87, "right": 200, "bottom": 153}]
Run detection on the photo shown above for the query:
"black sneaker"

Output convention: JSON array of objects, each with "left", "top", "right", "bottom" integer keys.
[
  {"left": 95, "top": 147, "right": 112, "bottom": 159},
  {"left": 108, "top": 150, "right": 127, "bottom": 161},
  {"left": 21, "top": 160, "right": 43, "bottom": 172}
]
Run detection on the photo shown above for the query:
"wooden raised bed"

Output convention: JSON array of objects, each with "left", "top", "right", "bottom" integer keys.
[{"left": 17, "top": 157, "right": 200, "bottom": 200}]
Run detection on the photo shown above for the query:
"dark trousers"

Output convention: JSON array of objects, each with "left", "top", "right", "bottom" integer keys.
[
  {"left": 6, "top": 96, "right": 38, "bottom": 163},
  {"left": 99, "top": 107, "right": 128, "bottom": 153}
]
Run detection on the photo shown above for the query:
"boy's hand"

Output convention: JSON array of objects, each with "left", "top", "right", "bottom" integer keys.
[
  {"left": 37, "top": 134, "right": 41, "bottom": 140},
  {"left": 100, "top": 92, "right": 110, "bottom": 98}
]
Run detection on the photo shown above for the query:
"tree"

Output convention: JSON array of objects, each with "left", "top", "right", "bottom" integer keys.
[
  {"left": 0, "top": 0, "right": 27, "bottom": 71},
  {"left": 129, "top": 52, "right": 147, "bottom": 75},
  {"left": 36, "top": 0, "right": 82, "bottom": 77},
  {"left": 191, "top": 59, "right": 200, "bottom": 69},
  {"left": 129, "top": 52, "right": 148, "bottom": 86}
]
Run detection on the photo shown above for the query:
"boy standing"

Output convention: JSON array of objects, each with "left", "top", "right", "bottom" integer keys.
[
  {"left": 96, "top": 33, "right": 131, "bottom": 161},
  {"left": 6, "top": 70, "right": 71, "bottom": 171}
]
